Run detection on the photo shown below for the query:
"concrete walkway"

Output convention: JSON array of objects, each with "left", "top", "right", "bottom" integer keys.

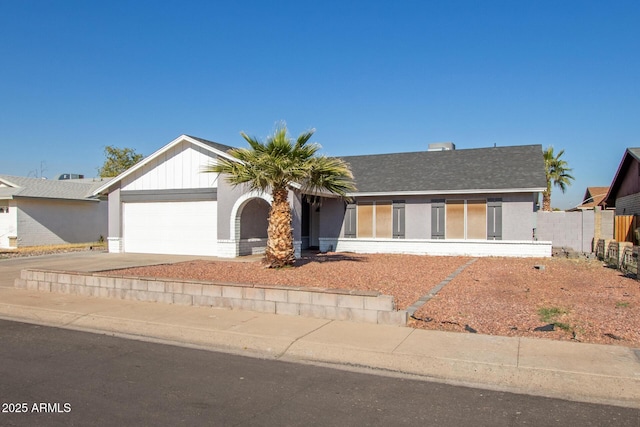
[{"left": 1, "top": 252, "right": 638, "bottom": 409}]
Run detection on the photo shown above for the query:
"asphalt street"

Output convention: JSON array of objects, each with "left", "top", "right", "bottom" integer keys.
[{"left": 0, "top": 320, "right": 637, "bottom": 426}]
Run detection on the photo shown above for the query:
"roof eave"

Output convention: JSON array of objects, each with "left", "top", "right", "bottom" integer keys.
[
  {"left": 0, "top": 177, "right": 19, "bottom": 188},
  {"left": 12, "top": 195, "right": 102, "bottom": 202},
  {"left": 347, "top": 187, "right": 545, "bottom": 197}
]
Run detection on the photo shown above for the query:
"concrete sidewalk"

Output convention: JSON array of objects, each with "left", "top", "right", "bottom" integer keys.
[{"left": 1, "top": 252, "right": 639, "bottom": 409}]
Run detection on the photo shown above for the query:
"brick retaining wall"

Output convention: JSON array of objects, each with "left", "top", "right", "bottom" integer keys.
[{"left": 14, "top": 269, "right": 407, "bottom": 326}]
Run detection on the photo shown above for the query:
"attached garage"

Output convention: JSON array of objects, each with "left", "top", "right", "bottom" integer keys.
[
  {"left": 93, "top": 135, "right": 235, "bottom": 257},
  {"left": 122, "top": 200, "right": 217, "bottom": 256}
]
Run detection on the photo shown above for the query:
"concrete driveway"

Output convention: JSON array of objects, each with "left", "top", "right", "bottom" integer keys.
[{"left": 0, "top": 251, "right": 254, "bottom": 288}]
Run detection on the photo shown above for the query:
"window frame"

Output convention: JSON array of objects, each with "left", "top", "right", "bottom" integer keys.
[
  {"left": 432, "top": 198, "right": 501, "bottom": 240},
  {"left": 351, "top": 200, "right": 405, "bottom": 239}
]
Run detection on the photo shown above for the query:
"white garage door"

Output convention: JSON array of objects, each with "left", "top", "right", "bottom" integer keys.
[{"left": 123, "top": 201, "right": 217, "bottom": 256}]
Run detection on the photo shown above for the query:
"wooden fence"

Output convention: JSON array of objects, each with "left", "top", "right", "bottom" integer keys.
[{"left": 614, "top": 215, "right": 637, "bottom": 243}]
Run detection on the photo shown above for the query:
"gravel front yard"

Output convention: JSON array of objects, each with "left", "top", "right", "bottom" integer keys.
[
  {"left": 409, "top": 257, "right": 640, "bottom": 348},
  {"left": 105, "top": 252, "right": 640, "bottom": 348}
]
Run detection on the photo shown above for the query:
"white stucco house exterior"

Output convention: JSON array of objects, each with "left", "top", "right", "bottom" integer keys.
[
  {"left": 0, "top": 175, "right": 108, "bottom": 248},
  {"left": 93, "top": 134, "right": 552, "bottom": 258}
]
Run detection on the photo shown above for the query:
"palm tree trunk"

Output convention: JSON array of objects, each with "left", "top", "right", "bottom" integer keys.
[
  {"left": 265, "top": 187, "right": 295, "bottom": 268},
  {"left": 542, "top": 191, "right": 551, "bottom": 211}
]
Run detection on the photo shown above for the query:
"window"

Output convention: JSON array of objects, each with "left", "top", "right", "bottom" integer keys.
[
  {"left": 432, "top": 198, "right": 502, "bottom": 240},
  {"left": 357, "top": 201, "right": 391, "bottom": 238},
  {"left": 446, "top": 199, "right": 486, "bottom": 239},
  {"left": 345, "top": 201, "right": 405, "bottom": 238},
  {"left": 445, "top": 200, "right": 465, "bottom": 238},
  {"left": 466, "top": 199, "right": 487, "bottom": 239}
]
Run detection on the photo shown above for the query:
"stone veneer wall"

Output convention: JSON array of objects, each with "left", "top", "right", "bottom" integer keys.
[{"left": 14, "top": 269, "right": 407, "bottom": 326}]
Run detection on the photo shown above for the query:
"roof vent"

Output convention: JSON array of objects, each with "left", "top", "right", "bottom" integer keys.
[
  {"left": 428, "top": 142, "right": 455, "bottom": 151},
  {"left": 58, "top": 173, "right": 84, "bottom": 180}
]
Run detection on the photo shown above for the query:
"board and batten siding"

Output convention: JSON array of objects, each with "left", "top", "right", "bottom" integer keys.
[{"left": 121, "top": 140, "right": 219, "bottom": 191}]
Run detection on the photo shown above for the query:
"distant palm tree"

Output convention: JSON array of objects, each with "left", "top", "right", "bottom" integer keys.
[
  {"left": 205, "top": 124, "right": 356, "bottom": 268},
  {"left": 542, "top": 146, "right": 574, "bottom": 211}
]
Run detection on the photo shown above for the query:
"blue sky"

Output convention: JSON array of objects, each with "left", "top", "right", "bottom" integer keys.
[{"left": 1, "top": 1, "right": 638, "bottom": 209}]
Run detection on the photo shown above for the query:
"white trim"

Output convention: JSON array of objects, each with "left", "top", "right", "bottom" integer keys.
[
  {"left": 92, "top": 135, "right": 238, "bottom": 196},
  {"left": 107, "top": 237, "right": 122, "bottom": 253},
  {"left": 0, "top": 178, "right": 19, "bottom": 188},
  {"left": 347, "top": 188, "right": 545, "bottom": 197}
]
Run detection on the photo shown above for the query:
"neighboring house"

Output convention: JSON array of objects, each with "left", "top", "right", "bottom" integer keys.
[
  {"left": 0, "top": 175, "right": 108, "bottom": 248},
  {"left": 602, "top": 148, "right": 640, "bottom": 215},
  {"left": 94, "top": 135, "right": 552, "bottom": 258},
  {"left": 601, "top": 148, "right": 640, "bottom": 243},
  {"left": 569, "top": 186, "right": 610, "bottom": 211}
]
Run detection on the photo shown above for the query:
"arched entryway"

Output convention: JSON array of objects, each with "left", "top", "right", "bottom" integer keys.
[{"left": 232, "top": 194, "right": 271, "bottom": 256}]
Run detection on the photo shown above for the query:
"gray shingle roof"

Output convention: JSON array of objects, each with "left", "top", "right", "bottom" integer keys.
[
  {"left": 0, "top": 175, "right": 106, "bottom": 201},
  {"left": 341, "top": 144, "right": 546, "bottom": 194},
  {"left": 186, "top": 135, "right": 235, "bottom": 153}
]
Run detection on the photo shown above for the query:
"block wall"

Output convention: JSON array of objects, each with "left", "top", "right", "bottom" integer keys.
[
  {"left": 14, "top": 269, "right": 407, "bottom": 326},
  {"left": 536, "top": 210, "right": 595, "bottom": 252}
]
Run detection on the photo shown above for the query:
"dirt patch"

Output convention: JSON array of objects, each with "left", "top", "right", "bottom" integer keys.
[
  {"left": 104, "top": 253, "right": 640, "bottom": 348},
  {"left": 0, "top": 243, "right": 106, "bottom": 259}
]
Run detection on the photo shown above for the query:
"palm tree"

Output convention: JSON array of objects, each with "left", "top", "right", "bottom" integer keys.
[
  {"left": 205, "top": 124, "right": 356, "bottom": 268},
  {"left": 542, "top": 146, "right": 575, "bottom": 211}
]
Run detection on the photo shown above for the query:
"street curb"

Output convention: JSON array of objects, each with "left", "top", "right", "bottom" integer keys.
[{"left": 282, "top": 339, "right": 640, "bottom": 409}]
